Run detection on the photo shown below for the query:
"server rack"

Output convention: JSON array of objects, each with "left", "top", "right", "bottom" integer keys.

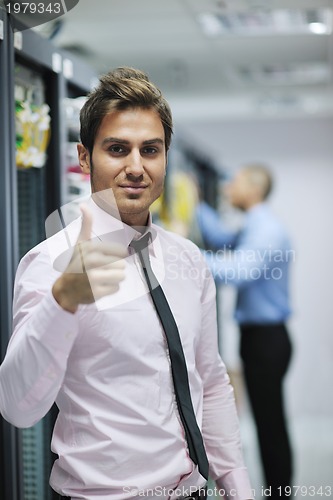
[
  {"left": 0, "top": 9, "right": 97, "bottom": 499},
  {"left": 0, "top": 8, "right": 22, "bottom": 500}
]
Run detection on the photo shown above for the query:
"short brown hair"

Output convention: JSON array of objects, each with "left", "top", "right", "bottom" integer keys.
[{"left": 80, "top": 67, "right": 173, "bottom": 155}]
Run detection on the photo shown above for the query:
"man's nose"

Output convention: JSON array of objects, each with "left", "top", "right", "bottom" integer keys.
[{"left": 125, "top": 150, "right": 144, "bottom": 177}]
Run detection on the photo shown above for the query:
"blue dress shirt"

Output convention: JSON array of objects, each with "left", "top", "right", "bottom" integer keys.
[{"left": 197, "top": 202, "right": 293, "bottom": 325}]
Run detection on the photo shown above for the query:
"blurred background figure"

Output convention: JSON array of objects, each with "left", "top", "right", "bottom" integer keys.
[{"left": 196, "top": 164, "right": 294, "bottom": 499}]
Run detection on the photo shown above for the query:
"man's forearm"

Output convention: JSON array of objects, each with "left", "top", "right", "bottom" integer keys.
[{"left": 0, "top": 291, "right": 78, "bottom": 427}]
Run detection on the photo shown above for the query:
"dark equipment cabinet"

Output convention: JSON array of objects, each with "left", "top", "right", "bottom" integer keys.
[{"left": 0, "top": 9, "right": 97, "bottom": 499}]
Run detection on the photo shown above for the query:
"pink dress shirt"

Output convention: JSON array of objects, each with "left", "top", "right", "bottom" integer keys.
[{"left": 0, "top": 199, "right": 253, "bottom": 500}]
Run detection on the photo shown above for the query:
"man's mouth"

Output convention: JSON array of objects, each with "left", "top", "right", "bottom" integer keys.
[{"left": 119, "top": 184, "right": 148, "bottom": 194}]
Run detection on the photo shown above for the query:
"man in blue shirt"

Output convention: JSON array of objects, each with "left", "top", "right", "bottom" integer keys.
[{"left": 196, "top": 164, "right": 293, "bottom": 499}]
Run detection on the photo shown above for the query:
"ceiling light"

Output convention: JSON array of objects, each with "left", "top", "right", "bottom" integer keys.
[
  {"left": 197, "top": 8, "right": 333, "bottom": 37},
  {"left": 308, "top": 22, "right": 328, "bottom": 34},
  {"left": 234, "top": 62, "right": 331, "bottom": 86},
  {"left": 197, "top": 13, "right": 223, "bottom": 36}
]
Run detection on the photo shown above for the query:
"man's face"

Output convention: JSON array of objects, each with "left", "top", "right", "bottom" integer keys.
[
  {"left": 226, "top": 170, "right": 251, "bottom": 211},
  {"left": 78, "top": 107, "right": 167, "bottom": 227}
]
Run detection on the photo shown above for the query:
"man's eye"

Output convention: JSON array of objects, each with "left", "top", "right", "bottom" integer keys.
[
  {"left": 143, "top": 147, "right": 158, "bottom": 155},
  {"left": 109, "top": 145, "right": 125, "bottom": 154}
]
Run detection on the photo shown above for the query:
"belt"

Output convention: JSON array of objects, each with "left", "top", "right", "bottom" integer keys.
[
  {"left": 59, "top": 488, "right": 206, "bottom": 500},
  {"left": 178, "top": 489, "right": 207, "bottom": 500}
]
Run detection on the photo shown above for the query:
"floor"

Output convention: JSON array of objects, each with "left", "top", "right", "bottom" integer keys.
[{"left": 207, "top": 414, "right": 333, "bottom": 500}]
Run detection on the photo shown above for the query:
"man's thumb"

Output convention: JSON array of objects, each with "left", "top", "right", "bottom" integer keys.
[{"left": 78, "top": 203, "right": 93, "bottom": 242}]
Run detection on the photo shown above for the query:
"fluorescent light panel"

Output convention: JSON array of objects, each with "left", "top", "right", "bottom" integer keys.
[
  {"left": 198, "top": 8, "right": 333, "bottom": 37},
  {"left": 235, "top": 63, "right": 331, "bottom": 86}
]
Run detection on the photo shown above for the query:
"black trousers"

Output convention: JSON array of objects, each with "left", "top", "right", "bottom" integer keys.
[{"left": 240, "top": 323, "right": 293, "bottom": 500}]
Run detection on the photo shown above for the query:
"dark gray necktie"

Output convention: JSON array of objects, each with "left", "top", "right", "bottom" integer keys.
[{"left": 130, "top": 233, "right": 209, "bottom": 480}]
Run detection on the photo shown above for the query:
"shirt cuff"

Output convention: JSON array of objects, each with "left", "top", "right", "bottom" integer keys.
[{"left": 215, "top": 468, "right": 254, "bottom": 500}]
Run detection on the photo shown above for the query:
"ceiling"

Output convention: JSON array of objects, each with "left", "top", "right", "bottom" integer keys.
[{"left": 34, "top": 0, "right": 333, "bottom": 165}]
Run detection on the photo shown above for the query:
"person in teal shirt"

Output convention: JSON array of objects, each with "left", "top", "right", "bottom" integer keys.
[{"left": 197, "top": 164, "right": 293, "bottom": 499}]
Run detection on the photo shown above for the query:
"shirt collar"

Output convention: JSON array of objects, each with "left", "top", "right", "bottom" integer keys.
[
  {"left": 86, "top": 197, "right": 157, "bottom": 257},
  {"left": 246, "top": 201, "right": 267, "bottom": 217}
]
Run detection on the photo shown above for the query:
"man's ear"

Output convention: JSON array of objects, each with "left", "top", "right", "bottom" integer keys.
[{"left": 77, "top": 144, "right": 91, "bottom": 174}]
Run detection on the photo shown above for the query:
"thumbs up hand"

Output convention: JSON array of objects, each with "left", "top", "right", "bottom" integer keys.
[
  {"left": 52, "top": 204, "right": 127, "bottom": 313},
  {"left": 78, "top": 202, "right": 93, "bottom": 244}
]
